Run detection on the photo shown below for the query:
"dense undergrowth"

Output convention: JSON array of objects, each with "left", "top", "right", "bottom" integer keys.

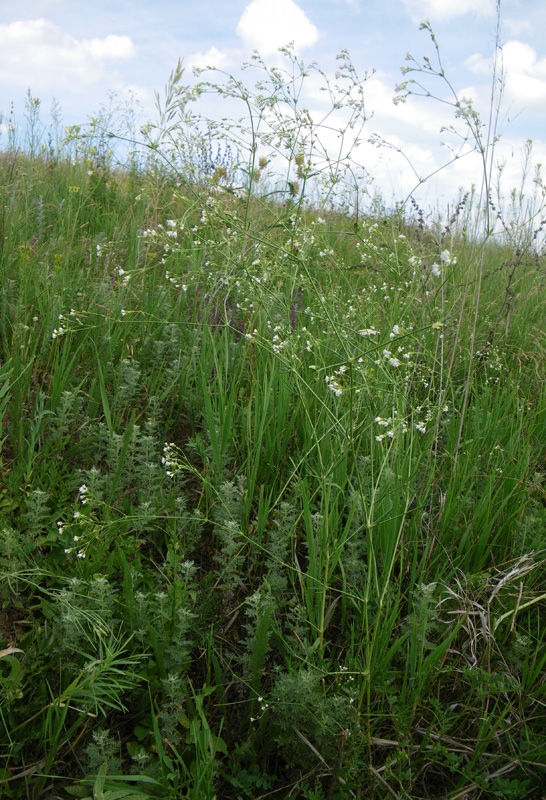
[{"left": 1, "top": 32, "right": 546, "bottom": 800}]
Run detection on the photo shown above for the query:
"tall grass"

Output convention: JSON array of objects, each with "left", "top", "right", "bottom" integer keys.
[{"left": 0, "top": 22, "right": 546, "bottom": 800}]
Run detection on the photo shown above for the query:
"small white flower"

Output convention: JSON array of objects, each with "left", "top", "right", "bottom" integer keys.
[
  {"left": 325, "top": 376, "right": 343, "bottom": 396},
  {"left": 431, "top": 262, "right": 441, "bottom": 277},
  {"left": 440, "top": 249, "right": 456, "bottom": 266}
]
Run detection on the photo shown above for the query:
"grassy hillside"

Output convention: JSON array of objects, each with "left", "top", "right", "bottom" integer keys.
[{"left": 0, "top": 111, "right": 545, "bottom": 800}]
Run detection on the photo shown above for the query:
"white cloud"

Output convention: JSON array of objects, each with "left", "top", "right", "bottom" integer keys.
[
  {"left": 504, "top": 18, "right": 533, "bottom": 38},
  {"left": 236, "top": 0, "right": 319, "bottom": 57},
  {"left": 402, "top": 0, "right": 496, "bottom": 23},
  {"left": 0, "top": 19, "right": 135, "bottom": 90},
  {"left": 465, "top": 40, "right": 546, "bottom": 109},
  {"left": 186, "top": 46, "right": 231, "bottom": 71},
  {"left": 82, "top": 34, "right": 135, "bottom": 61},
  {"left": 464, "top": 52, "right": 490, "bottom": 76},
  {"left": 503, "top": 40, "right": 546, "bottom": 78}
]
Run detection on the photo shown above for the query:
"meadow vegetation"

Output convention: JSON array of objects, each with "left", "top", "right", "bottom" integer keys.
[{"left": 0, "top": 31, "right": 546, "bottom": 800}]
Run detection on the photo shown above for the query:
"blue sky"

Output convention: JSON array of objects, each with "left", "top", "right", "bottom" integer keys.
[{"left": 1, "top": 0, "right": 545, "bottom": 205}]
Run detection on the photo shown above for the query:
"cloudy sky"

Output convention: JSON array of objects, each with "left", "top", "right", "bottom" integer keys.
[{"left": 1, "top": 0, "right": 545, "bottom": 205}]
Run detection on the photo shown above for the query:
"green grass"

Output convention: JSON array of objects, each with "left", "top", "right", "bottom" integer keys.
[{"left": 1, "top": 62, "right": 546, "bottom": 800}]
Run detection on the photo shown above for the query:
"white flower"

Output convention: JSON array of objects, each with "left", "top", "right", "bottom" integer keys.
[
  {"left": 440, "top": 249, "right": 456, "bottom": 266},
  {"left": 388, "top": 357, "right": 401, "bottom": 368},
  {"left": 325, "top": 376, "right": 343, "bottom": 396},
  {"left": 431, "top": 262, "right": 441, "bottom": 277}
]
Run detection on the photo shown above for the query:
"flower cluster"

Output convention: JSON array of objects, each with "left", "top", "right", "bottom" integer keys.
[
  {"left": 373, "top": 402, "right": 451, "bottom": 442},
  {"left": 325, "top": 374, "right": 343, "bottom": 397},
  {"left": 165, "top": 271, "right": 188, "bottom": 292},
  {"left": 430, "top": 248, "right": 457, "bottom": 278},
  {"left": 51, "top": 309, "right": 78, "bottom": 339},
  {"left": 374, "top": 414, "right": 402, "bottom": 441},
  {"left": 161, "top": 442, "right": 181, "bottom": 478},
  {"left": 117, "top": 267, "right": 130, "bottom": 285}
]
